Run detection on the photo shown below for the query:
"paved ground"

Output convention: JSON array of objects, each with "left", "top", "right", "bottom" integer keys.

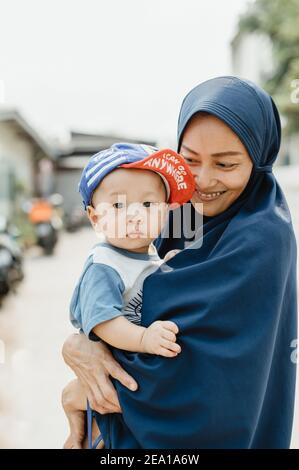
[
  {"left": 0, "top": 228, "right": 95, "bottom": 448},
  {"left": 0, "top": 197, "right": 298, "bottom": 448}
]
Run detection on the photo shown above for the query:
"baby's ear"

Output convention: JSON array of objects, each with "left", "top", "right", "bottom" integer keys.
[{"left": 86, "top": 205, "right": 98, "bottom": 226}]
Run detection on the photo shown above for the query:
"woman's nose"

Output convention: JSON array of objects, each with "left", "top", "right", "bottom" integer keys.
[{"left": 192, "top": 166, "right": 217, "bottom": 189}]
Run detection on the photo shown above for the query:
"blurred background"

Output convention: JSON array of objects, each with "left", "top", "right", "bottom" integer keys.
[{"left": 0, "top": 0, "right": 298, "bottom": 448}]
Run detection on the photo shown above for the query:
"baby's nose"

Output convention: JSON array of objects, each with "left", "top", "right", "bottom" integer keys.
[
  {"left": 126, "top": 204, "right": 143, "bottom": 223},
  {"left": 127, "top": 213, "right": 142, "bottom": 224}
]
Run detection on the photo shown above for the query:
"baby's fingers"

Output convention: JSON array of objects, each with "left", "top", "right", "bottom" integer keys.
[
  {"left": 161, "top": 329, "right": 177, "bottom": 342},
  {"left": 160, "top": 338, "right": 181, "bottom": 354},
  {"left": 161, "top": 321, "right": 179, "bottom": 334},
  {"left": 158, "top": 348, "right": 179, "bottom": 358}
]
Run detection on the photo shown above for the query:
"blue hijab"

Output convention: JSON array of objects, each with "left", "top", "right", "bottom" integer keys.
[{"left": 96, "top": 76, "right": 297, "bottom": 448}]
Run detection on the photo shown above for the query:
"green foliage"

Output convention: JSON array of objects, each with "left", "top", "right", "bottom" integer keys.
[{"left": 238, "top": 0, "right": 299, "bottom": 133}]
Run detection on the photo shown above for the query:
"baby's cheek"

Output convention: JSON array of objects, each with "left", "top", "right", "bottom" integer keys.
[
  {"left": 147, "top": 211, "right": 164, "bottom": 238},
  {"left": 114, "top": 214, "right": 128, "bottom": 238},
  {"left": 101, "top": 212, "right": 126, "bottom": 238}
]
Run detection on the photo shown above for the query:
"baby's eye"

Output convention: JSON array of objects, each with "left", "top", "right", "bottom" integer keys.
[
  {"left": 113, "top": 202, "right": 125, "bottom": 209},
  {"left": 143, "top": 201, "right": 152, "bottom": 208}
]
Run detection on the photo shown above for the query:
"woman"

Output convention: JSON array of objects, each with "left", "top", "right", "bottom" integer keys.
[{"left": 62, "top": 76, "right": 297, "bottom": 448}]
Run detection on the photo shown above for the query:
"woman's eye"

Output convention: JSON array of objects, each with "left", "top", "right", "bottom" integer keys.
[
  {"left": 217, "top": 163, "right": 237, "bottom": 169},
  {"left": 143, "top": 201, "right": 152, "bottom": 208},
  {"left": 182, "top": 156, "right": 195, "bottom": 164},
  {"left": 113, "top": 202, "right": 125, "bottom": 209}
]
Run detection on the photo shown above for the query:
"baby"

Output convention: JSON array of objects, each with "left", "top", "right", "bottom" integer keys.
[{"left": 63, "top": 142, "right": 195, "bottom": 449}]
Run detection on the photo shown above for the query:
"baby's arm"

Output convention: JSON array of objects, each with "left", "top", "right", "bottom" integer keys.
[
  {"left": 93, "top": 317, "right": 181, "bottom": 357},
  {"left": 75, "top": 263, "right": 181, "bottom": 358}
]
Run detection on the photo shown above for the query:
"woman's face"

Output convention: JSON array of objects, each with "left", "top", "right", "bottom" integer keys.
[{"left": 180, "top": 113, "right": 253, "bottom": 217}]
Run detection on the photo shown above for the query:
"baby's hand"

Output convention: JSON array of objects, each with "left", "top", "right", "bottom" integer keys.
[
  {"left": 163, "top": 249, "right": 181, "bottom": 263},
  {"left": 140, "top": 321, "right": 181, "bottom": 357}
]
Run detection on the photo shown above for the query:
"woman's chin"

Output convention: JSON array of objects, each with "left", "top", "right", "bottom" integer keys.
[{"left": 191, "top": 197, "right": 222, "bottom": 217}]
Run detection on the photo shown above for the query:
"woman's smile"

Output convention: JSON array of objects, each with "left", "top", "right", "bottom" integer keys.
[{"left": 195, "top": 188, "right": 227, "bottom": 202}]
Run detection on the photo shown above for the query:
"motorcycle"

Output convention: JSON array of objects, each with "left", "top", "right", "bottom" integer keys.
[
  {"left": 0, "top": 217, "right": 24, "bottom": 304},
  {"left": 64, "top": 206, "right": 87, "bottom": 233},
  {"left": 34, "top": 221, "right": 58, "bottom": 255}
]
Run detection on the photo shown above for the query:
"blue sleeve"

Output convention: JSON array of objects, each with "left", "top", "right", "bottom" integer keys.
[{"left": 71, "top": 263, "right": 125, "bottom": 340}]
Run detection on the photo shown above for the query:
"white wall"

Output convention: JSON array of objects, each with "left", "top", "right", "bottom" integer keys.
[{"left": 0, "top": 122, "right": 36, "bottom": 217}]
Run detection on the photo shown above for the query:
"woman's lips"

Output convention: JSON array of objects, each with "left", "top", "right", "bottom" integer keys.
[{"left": 195, "top": 189, "right": 227, "bottom": 202}]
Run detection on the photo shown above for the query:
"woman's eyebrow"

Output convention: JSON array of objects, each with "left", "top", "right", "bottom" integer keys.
[
  {"left": 181, "top": 144, "right": 198, "bottom": 155},
  {"left": 211, "top": 151, "right": 243, "bottom": 157},
  {"left": 181, "top": 144, "right": 243, "bottom": 158}
]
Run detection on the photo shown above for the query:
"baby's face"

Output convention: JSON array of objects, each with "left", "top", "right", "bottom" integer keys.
[{"left": 87, "top": 168, "right": 169, "bottom": 253}]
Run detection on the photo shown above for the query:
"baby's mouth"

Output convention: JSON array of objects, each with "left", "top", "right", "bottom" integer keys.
[
  {"left": 195, "top": 189, "right": 227, "bottom": 202},
  {"left": 127, "top": 229, "right": 144, "bottom": 238}
]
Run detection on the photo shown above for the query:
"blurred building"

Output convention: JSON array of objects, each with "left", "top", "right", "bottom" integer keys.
[
  {"left": 54, "top": 131, "right": 156, "bottom": 220},
  {"left": 231, "top": 31, "right": 299, "bottom": 166},
  {"left": 0, "top": 108, "right": 56, "bottom": 218},
  {"left": 0, "top": 108, "right": 159, "bottom": 228}
]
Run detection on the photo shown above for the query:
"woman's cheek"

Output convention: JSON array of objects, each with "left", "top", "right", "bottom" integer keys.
[{"left": 225, "top": 165, "right": 253, "bottom": 191}]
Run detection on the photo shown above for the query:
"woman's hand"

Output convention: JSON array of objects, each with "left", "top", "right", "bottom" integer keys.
[{"left": 62, "top": 333, "right": 138, "bottom": 414}]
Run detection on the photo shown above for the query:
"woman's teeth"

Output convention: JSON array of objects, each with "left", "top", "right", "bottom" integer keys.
[{"left": 196, "top": 190, "right": 226, "bottom": 201}]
